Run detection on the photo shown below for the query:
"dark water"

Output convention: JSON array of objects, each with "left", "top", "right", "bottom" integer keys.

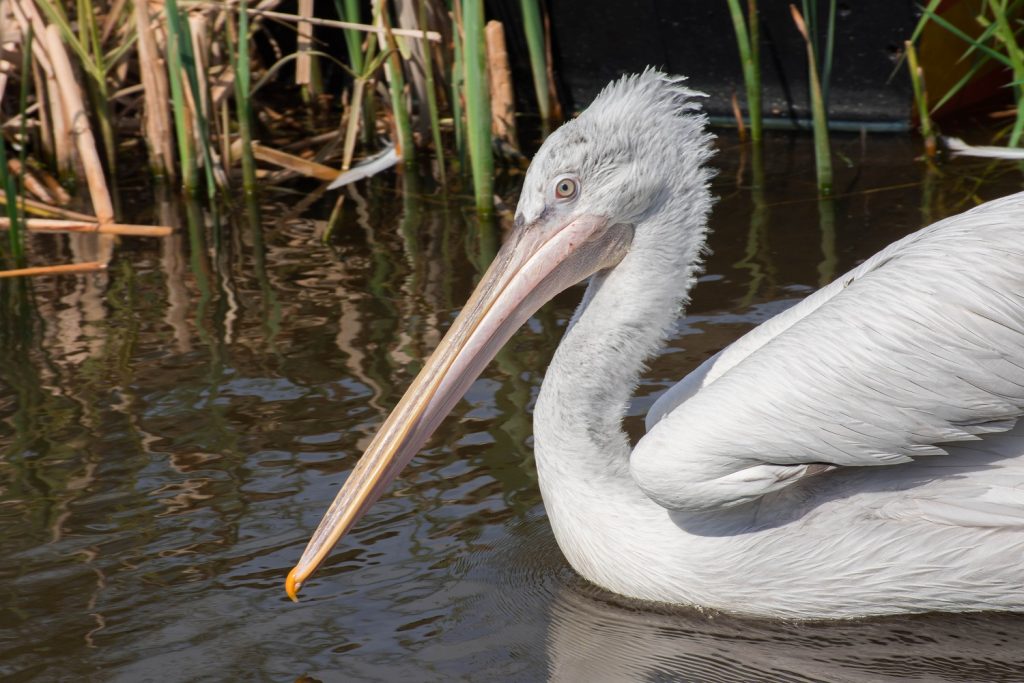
[{"left": 3, "top": 133, "right": 1024, "bottom": 682}]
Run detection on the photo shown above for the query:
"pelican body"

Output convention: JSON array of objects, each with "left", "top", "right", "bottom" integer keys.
[{"left": 288, "top": 71, "right": 1024, "bottom": 618}]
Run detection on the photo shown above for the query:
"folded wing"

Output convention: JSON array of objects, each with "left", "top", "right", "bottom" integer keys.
[{"left": 632, "top": 193, "right": 1024, "bottom": 511}]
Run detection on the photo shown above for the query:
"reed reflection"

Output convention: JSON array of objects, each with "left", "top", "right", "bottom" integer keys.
[{"left": 732, "top": 140, "right": 776, "bottom": 306}]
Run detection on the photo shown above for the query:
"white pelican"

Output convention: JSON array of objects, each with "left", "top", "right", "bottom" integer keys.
[{"left": 287, "top": 70, "right": 1024, "bottom": 618}]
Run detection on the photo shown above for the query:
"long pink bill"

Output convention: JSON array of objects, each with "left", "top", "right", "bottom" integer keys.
[{"left": 286, "top": 214, "right": 633, "bottom": 600}]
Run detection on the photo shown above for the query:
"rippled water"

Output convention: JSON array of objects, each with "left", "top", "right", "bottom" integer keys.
[{"left": 2, "top": 133, "right": 1024, "bottom": 681}]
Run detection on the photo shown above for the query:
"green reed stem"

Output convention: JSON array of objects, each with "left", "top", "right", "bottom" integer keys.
[
  {"left": 77, "top": 0, "right": 117, "bottom": 176},
  {"left": 418, "top": 0, "right": 446, "bottom": 185},
  {"left": 0, "top": 142, "right": 22, "bottom": 264},
  {"left": 172, "top": 7, "right": 217, "bottom": 198},
  {"left": 747, "top": 0, "right": 761, "bottom": 141},
  {"left": 462, "top": 0, "right": 494, "bottom": 213},
  {"left": 726, "top": 0, "right": 762, "bottom": 143},
  {"left": 36, "top": 0, "right": 125, "bottom": 176},
  {"left": 233, "top": 0, "right": 257, "bottom": 194},
  {"left": 335, "top": 0, "right": 365, "bottom": 73},
  {"left": 519, "top": 0, "right": 551, "bottom": 123},
  {"left": 821, "top": 0, "right": 836, "bottom": 106},
  {"left": 451, "top": 1, "right": 466, "bottom": 166},
  {"left": 913, "top": 0, "right": 1020, "bottom": 118},
  {"left": 16, "top": 33, "right": 31, "bottom": 259},
  {"left": 905, "top": 40, "right": 936, "bottom": 158},
  {"left": 164, "top": 0, "right": 196, "bottom": 194},
  {"left": 378, "top": 3, "right": 415, "bottom": 163},
  {"left": 791, "top": 3, "right": 832, "bottom": 195},
  {"left": 987, "top": 0, "right": 1024, "bottom": 145},
  {"left": 807, "top": 52, "right": 832, "bottom": 194},
  {"left": 334, "top": 0, "right": 374, "bottom": 143}
]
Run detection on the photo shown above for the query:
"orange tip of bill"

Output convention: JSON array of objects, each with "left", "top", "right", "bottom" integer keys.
[{"left": 285, "top": 567, "right": 302, "bottom": 602}]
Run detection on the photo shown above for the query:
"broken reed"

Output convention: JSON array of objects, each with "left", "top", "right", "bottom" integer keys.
[{"left": 2, "top": 0, "right": 564, "bottom": 217}]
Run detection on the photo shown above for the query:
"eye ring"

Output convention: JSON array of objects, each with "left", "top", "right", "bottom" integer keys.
[{"left": 553, "top": 175, "right": 579, "bottom": 201}]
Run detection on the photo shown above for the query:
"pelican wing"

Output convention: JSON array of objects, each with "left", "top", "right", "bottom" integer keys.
[{"left": 631, "top": 193, "right": 1024, "bottom": 511}]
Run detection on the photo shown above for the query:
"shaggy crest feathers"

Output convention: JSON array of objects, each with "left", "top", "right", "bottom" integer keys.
[{"left": 584, "top": 68, "right": 708, "bottom": 127}]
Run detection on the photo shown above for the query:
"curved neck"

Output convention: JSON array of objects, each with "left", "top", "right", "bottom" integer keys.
[
  {"left": 533, "top": 198, "right": 708, "bottom": 489},
  {"left": 530, "top": 201, "right": 709, "bottom": 597}
]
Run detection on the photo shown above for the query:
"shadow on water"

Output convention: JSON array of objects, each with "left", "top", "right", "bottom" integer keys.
[{"left": 1, "top": 132, "right": 1024, "bottom": 680}]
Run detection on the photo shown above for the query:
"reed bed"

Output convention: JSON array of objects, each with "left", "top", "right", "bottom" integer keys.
[
  {"left": 0, "top": 0, "right": 566, "bottom": 276},
  {"left": 5, "top": 0, "right": 1021, "bottom": 279},
  {"left": 912, "top": 0, "right": 1024, "bottom": 148},
  {"left": 0, "top": 0, "right": 563, "bottom": 229}
]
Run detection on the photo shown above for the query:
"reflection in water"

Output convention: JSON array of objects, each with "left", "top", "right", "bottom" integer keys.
[
  {"left": 3, "top": 135, "right": 1024, "bottom": 680},
  {"left": 547, "top": 584, "right": 1024, "bottom": 683},
  {"left": 816, "top": 196, "right": 837, "bottom": 287},
  {"left": 732, "top": 142, "right": 775, "bottom": 306}
]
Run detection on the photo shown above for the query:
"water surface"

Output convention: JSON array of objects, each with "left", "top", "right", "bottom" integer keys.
[{"left": 2, "top": 133, "right": 1024, "bottom": 681}]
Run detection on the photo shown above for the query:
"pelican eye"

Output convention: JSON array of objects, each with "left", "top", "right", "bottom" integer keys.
[{"left": 553, "top": 176, "right": 579, "bottom": 201}]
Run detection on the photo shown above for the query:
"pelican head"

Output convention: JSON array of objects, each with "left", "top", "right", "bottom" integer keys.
[{"left": 286, "top": 69, "right": 715, "bottom": 599}]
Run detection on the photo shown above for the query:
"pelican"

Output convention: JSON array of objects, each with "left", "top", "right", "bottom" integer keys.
[{"left": 287, "top": 70, "right": 1024, "bottom": 618}]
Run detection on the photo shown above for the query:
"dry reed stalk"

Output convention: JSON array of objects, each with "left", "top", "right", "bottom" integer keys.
[
  {"left": 375, "top": 0, "right": 414, "bottom": 161},
  {"left": 0, "top": 193, "right": 96, "bottom": 219},
  {"left": 178, "top": 34, "right": 201, "bottom": 152},
  {"left": 32, "top": 163, "right": 71, "bottom": 203},
  {"left": 0, "top": 60, "right": 10, "bottom": 104},
  {"left": 30, "top": 59, "right": 54, "bottom": 159},
  {"left": 395, "top": 0, "right": 429, "bottom": 137},
  {"left": 730, "top": 92, "right": 746, "bottom": 141},
  {"left": 0, "top": 218, "right": 173, "bottom": 235},
  {"left": 484, "top": 20, "right": 516, "bottom": 147},
  {"left": 188, "top": 12, "right": 212, "bottom": 120},
  {"left": 0, "top": 25, "right": 10, "bottom": 107},
  {"left": 233, "top": 6, "right": 442, "bottom": 41},
  {"left": 7, "top": 159, "right": 55, "bottom": 204},
  {"left": 100, "top": 0, "right": 129, "bottom": 42},
  {"left": 0, "top": 4, "right": 12, "bottom": 101},
  {"left": 187, "top": 11, "right": 228, "bottom": 187},
  {"left": 44, "top": 71, "right": 71, "bottom": 172},
  {"left": 110, "top": 83, "right": 144, "bottom": 99},
  {"left": 230, "top": 139, "right": 340, "bottom": 181},
  {"left": 340, "top": 78, "right": 366, "bottom": 171},
  {"left": 210, "top": 63, "right": 235, "bottom": 108},
  {"left": 295, "top": 0, "right": 314, "bottom": 90},
  {"left": 0, "top": 260, "right": 106, "bottom": 278},
  {"left": 10, "top": 0, "right": 69, "bottom": 168},
  {"left": 10, "top": 0, "right": 50, "bottom": 71},
  {"left": 220, "top": 95, "right": 230, "bottom": 169},
  {"left": 135, "top": 0, "right": 176, "bottom": 177},
  {"left": 44, "top": 24, "right": 115, "bottom": 223},
  {"left": 541, "top": 6, "right": 561, "bottom": 121},
  {"left": 0, "top": 0, "right": 10, "bottom": 46}
]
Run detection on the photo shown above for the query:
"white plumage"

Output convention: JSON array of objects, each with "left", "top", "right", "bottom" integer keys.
[{"left": 290, "top": 70, "right": 1024, "bottom": 618}]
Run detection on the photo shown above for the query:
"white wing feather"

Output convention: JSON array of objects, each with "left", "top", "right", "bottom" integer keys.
[{"left": 632, "top": 192, "right": 1024, "bottom": 511}]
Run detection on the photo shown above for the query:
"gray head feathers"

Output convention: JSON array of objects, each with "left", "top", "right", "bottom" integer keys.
[{"left": 516, "top": 69, "right": 715, "bottom": 232}]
